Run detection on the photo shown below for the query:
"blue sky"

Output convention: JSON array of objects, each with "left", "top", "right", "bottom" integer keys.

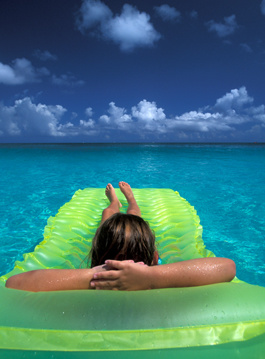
[{"left": 1, "top": 0, "right": 265, "bottom": 142}]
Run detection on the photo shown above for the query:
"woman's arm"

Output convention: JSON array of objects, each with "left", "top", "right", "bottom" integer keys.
[
  {"left": 90, "top": 257, "right": 236, "bottom": 291},
  {"left": 5, "top": 266, "right": 105, "bottom": 292},
  {"left": 5, "top": 258, "right": 236, "bottom": 292}
]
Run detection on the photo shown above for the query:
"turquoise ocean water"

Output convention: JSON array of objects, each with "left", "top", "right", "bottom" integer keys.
[{"left": 0, "top": 143, "right": 264, "bottom": 287}]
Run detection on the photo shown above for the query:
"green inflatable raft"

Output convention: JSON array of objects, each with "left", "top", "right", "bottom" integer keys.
[{"left": 0, "top": 188, "right": 265, "bottom": 359}]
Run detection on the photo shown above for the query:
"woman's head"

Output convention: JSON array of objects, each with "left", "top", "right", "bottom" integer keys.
[{"left": 90, "top": 213, "right": 156, "bottom": 267}]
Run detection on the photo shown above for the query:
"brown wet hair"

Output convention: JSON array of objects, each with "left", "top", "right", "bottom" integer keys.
[{"left": 89, "top": 213, "right": 156, "bottom": 267}]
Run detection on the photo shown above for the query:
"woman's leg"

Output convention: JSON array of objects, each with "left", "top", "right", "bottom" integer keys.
[
  {"left": 119, "top": 181, "right": 141, "bottom": 217},
  {"left": 101, "top": 184, "right": 122, "bottom": 223}
]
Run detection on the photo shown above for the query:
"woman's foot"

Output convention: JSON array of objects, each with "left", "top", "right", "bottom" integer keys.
[
  {"left": 119, "top": 181, "right": 141, "bottom": 217},
  {"left": 119, "top": 181, "right": 135, "bottom": 203},
  {"left": 105, "top": 183, "right": 122, "bottom": 208}
]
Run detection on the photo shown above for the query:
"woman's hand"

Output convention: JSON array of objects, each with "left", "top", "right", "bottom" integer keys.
[
  {"left": 90, "top": 257, "right": 236, "bottom": 291},
  {"left": 90, "top": 260, "right": 152, "bottom": 291}
]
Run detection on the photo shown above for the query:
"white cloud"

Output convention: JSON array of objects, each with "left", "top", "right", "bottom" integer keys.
[
  {"left": 162, "top": 88, "right": 264, "bottom": 135},
  {"left": 0, "top": 97, "right": 67, "bottom": 136},
  {"left": 261, "top": 0, "right": 265, "bottom": 15},
  {"left": 99, "top": 102, "right": 132, "bottom": 130},
  {"left": 129, "top": 88, "right": 265, "bottom": 135},
  {"left": 51, "top": 73, "right": 85, "bottom": 87},
  {"left": 154, "top": 4, "right": 181, "bottom": 22},
  {"left": 80, "top": 119, "right": 95, "bottom": 128},
  {"left": 247, "top": 105, "right": 265, "bottom": 124},
  {"left": 33, "top": 50, "right": 58, "bottom": 61},
  {"left": 167, "top": 111, "right": 232, "bottom": 132},
  {"left": 76, "top": 0, "right": 112, "bottom": 32},
  {"left": 1, "top": 87, "right": 265, "bottom": 140},
  {"left": 85, "top": 107, "right": 93, "bottom": 117},
  {"left": 132, "top": 100, "right": 165, "bottom": 122},
  {"left": 206, "top": 15, "right": 238, "bottom": 38},
  {"left": 213, "top": 87, "right": 253, "bottom": 112},
  {"left": 76, "top": 1, "right": 161, "bottom": 52},
  {"left": 132, "top": 100, "right": 166, "bottom": 131},
  {"left": 103, "top": 5, "right": 161, "bottom": 51},
  {"left": 0, "top": 58, "right": 83, "bottom": 89},
  {"left": 0, "top": 58, "right": 49, "bottom": 85},
  {"left": 99, "top": 114, "right": 111, "bottom": 124}
]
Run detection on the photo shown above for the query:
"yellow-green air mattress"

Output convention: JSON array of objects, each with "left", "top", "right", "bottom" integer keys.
[{"left": 0, "top": 188, "right": 265, "bottom": 359}]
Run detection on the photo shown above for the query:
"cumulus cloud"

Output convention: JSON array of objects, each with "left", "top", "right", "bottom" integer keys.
[
  {"left": 161, "top": 87, "right": 265, "bottom": 137},
  {"left": 0, "top": 97, "right": 67, "bottom": 137},
  {"left": 261, "top": 0, "right": 265, "bottom": 15},
  {"left": 206, "top": 15, "right": 238, "bottom": 38},
  {"left": 212, "top": 87, "right": 265, "bottom": 126},
  {"left": 51, "top": 73, "right": 85, "bottom": 87},
  {"left": 76, "top": 0, "right": 112, "bottom": 32},
  {"left": 76, "top": 0, "right": 161, "bottom": 51},
  {"left": 99, "top": 102, "right": 132, "bottom": 130},
  {"left": 95, "top": 89, "right": 264, "bottom": 136},
  {"left": 248, "top": 105, "right": 265, "bottom": 124},
  {"left": 80, "top": 119, "right": 95, "bottom": 128},
  {"left": 0, "top": 58, "right": 49, "bottom": 85},
  {"left": 79, "top": 118, "right": 97, "bottom": 135},
  {"left": 167, "top": 112, "right": 231, "bottom": 132},
  {"left": 85, "top": 107, "right": 93, "bottom": 117},
  {"left": 33, "top": 50, "right": 58, "bottom": 61},
  {"left": 154, "top": 4, "right": 181, "bottom": 22},
  {"left": 1, "top": 87, "right": 265, "bottom": 140},
  {"left": 132, "top": 100, "right": 166, "bottom": 132},
  {"left": 213, "top": 87, "right": 253, "bottom": 112},
  {"left": 103, "top": 4, "right": 161, "bottom": 51},
  {"left": 0, "top": 57, "right": 83, "bottom": 89}
]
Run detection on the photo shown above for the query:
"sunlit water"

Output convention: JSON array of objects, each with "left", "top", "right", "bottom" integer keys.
[{"left": 0, "top": 143, "right": 264, "bottom": 286}]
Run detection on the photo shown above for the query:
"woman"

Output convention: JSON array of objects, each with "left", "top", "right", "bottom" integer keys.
[{"left": 5, "top": 182, "right": 236, "bottom": 292}]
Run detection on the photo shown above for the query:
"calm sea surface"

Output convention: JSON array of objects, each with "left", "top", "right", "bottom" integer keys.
[{"left": 0, "top": 143, "right": 264, "bottom": 286}]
